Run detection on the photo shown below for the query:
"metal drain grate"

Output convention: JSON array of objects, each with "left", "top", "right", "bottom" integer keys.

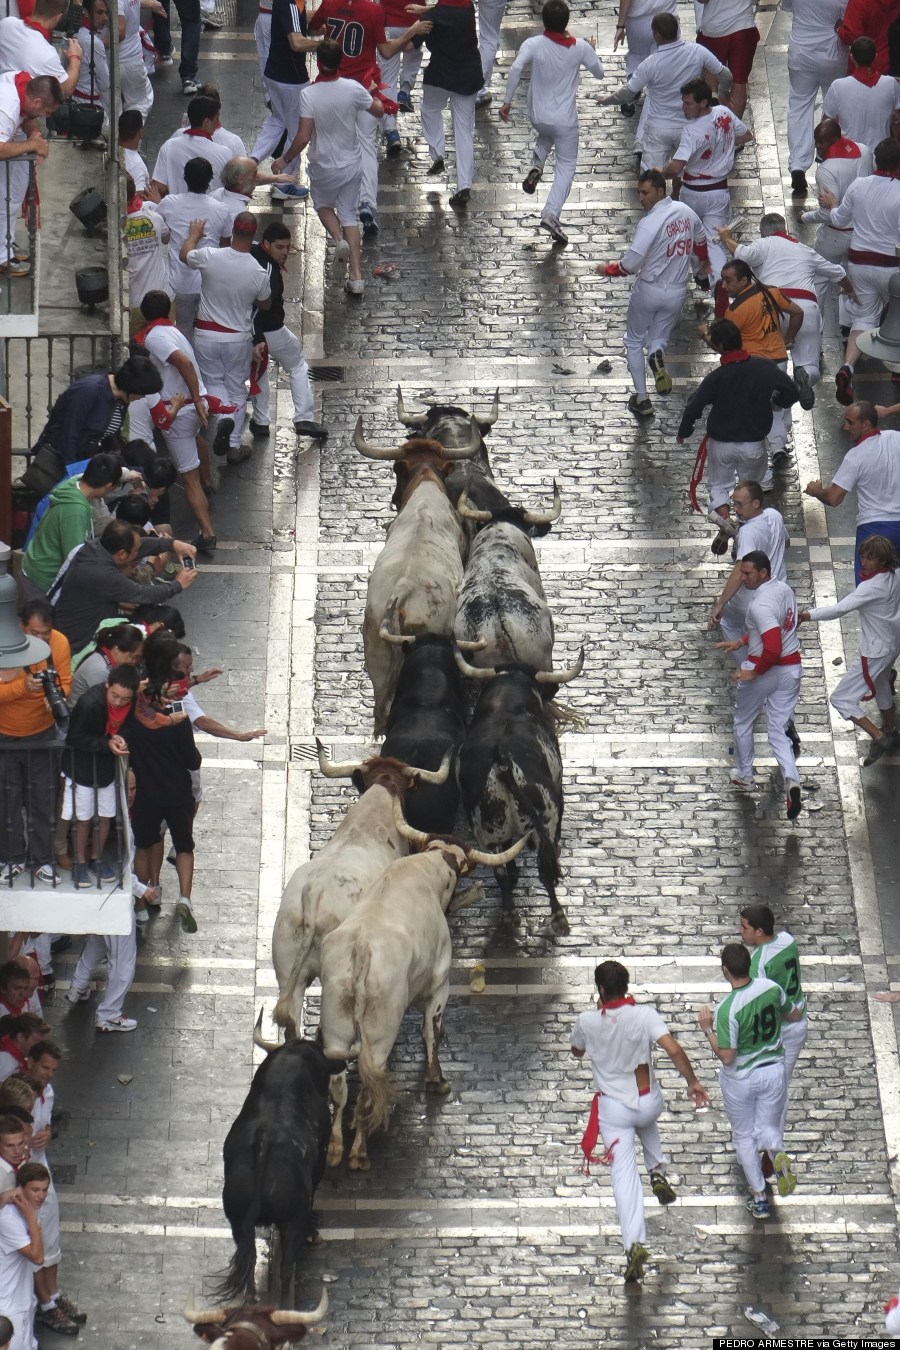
[
  {"left": 310, "top": 366, "right": 344, "bottom": 383},
  {"left": 290, "top": 741, "right": 322, "bottom": 765}
]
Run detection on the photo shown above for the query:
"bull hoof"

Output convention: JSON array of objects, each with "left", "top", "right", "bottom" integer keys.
[
  {"left": 549, "top": 910, "right": 570, "bottom": 937},
  {"left": 348, "top": 1154, "right": 370, "bottom": 1171},
  {"left": 306, "top": 1229, "right": 323, "bottom": 1246},
  {"left": 425, "top": 1078, "right": 451, "bottom": 1096},
  {"left": 501, "top": 909, "right": 522, "bottom": 928},
  {"left": 326, "top": 1143, "right": 344, "bottom": 1168}
]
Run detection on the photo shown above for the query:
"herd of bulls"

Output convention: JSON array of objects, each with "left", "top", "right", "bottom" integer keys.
[{"left": 202, "top": 394, "right": 585, "bottom": 1332}]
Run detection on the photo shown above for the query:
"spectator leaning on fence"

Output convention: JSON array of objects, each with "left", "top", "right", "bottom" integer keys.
[
  {"left": 0, "top": 73, "right": 61, "bottom": 279},
  {"left": 0, "top": 600, "right": 71, "bottom": 884}
]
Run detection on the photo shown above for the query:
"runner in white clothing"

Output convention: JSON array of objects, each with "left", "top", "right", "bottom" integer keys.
[
  {"left": 118, "top": 0, "right": 164, "bottom": 115},
  {"left": 694, "top": 0, "right": 758, "bottom": 117},
  {"left": 785, "top": 0, "right": 848, "bottom": 196},
  {"left": 603, "top": 14, "right": 729, "bottom": 174},
  {"left": 801, "top": 533, "right": 900, "bottom": 763},
  {"left": 498, "top": 0, "right": 603, "bottom": 247},
  {"left": 613, "top": 0, "right": 677, "bottom": 101},
  {"left": 819, "top": 137, "right": 900, "bottom": 405},
  {"left": 599, "top": 169, "right": 709, "bottom": 416},
  {"left": 150, "top": 95, "right": 231, "bottom": 196},
  {"left": 570, "top": 959, "right": 709, "bottom": 1284},
  {"left": 709, "top": 480, "right": 790, "bottom": 646},
  {"left": 800, "top": 119, "right": 872, "bottom": 327},
  {"left": 72, "top": 0, "right": 111, "bottom": 125},
  {"left": 822, "top": 38, "right": 900, "bottom": 152},
  {"left": 154, "top": 156, "right": 233, "bottom": 334},
  {"left": 0, "top": 5, "right": 81, "bottom": 97},
  {"left": 662, "top": 79, "right": 752, "bottom": 310},
  {"left": 715, "top": 552, "right": 803, "bottom": 818}
]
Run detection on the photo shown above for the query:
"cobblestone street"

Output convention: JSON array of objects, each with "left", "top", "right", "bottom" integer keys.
[{"left": 32, "top": 0, "right": 900, "bottom": 1345}]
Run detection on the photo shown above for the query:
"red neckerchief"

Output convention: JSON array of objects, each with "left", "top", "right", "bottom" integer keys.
[
  {"left": 0, "top": 997, "right": 24, "bottom": 1017},
  {"left": 823, "top": 136, "right": 861, "bottom": 160},
  {"left": 720, "top": 349, "right": 751, "bottom": 365},
  {"left": 0, "top": 1037, "right": 26, "bottom": 1068},
  {"left": 860, "top": 567, "right": 891, "bottom": 582},
  {"left": 600, "top": 995, "right": 636, "bottom": 1014},
  {"left": 184, "top": 127, "right": 212, "bottom": 139},
  {"left": 851, "top": 65, "right": 880, "bottom": 87},
  {"left": 438, "top": 0, "right": 471, "bottom": 8},
  {"left": 22, "top": 18, "right": 52, "bottom": 39},
  {"left": 876, "top": 169, "right": 900, "bottom": 179},
  {"left": 127, "top": 193, "right": 143, "bottom": 213},
  {"left": 856, "top": 428, "right": 881, "bottom": 444},
  {"left": 133, "top": 316, "right": 174, "bottom": 345},
  {"left": 105, "top": 698, "right": 130, "bottom": 738},
  {"left": 772, "top": 230, "right": 798, "bottom": 242},
  {"left": 543, "top": 29, "right": 575, "bottom": 45},
  {"left": 14, "top": 70, "right": 31, "bottom": 114}
]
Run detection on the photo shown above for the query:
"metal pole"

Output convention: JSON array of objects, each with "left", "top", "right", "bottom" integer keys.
[{"left": 105, "top": 4, "right": 126, "bottom": 365}]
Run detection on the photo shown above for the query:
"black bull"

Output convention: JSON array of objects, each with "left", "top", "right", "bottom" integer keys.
[{"left": 220, "top": 1040, "right": 345, "bottom": 1306}]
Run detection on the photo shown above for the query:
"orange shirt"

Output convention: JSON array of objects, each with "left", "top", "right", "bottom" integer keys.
[
  {"left": 0, "top": 630, "right": 72, "bottom": 738},
  {"left": 727, "top": 283, "right": 790, "bottom": 362}
]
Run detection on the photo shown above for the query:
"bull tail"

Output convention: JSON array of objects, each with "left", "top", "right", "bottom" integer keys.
[
  {"left": 496, "top": 752, "right": 560, "bottom": 890},
  {"left": 350, "top": 943, "right": 397, "bottom": 1136},
  {"left": 216, "top": 1137, "right": 270, "bottom": 1303}
]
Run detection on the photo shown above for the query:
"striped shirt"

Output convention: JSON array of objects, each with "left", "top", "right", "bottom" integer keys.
[
  {"left": 749, "top": 932, "right": 806, "bottom": 1018},
  {"left": 714, "top": 976, "right": 786, "bottom": 1077}
]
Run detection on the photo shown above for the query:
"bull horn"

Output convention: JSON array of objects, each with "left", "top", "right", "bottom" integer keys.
[
  {"left": 253, "top": 1008, "right": 281, "bottom": 1055},
  {"left": 406, "top": 750, "right": 451, "bottom": 785},
  {"left": 391, "top": 792, "right": 432, "bottom": 845},
  {"left": 481, "top": 388, "right": 500, "bottom": 426},
  {"left": 456, "top": 491, "right": 492, "bottom": 524},
  {"left": 535, "top": 645, "right": 586, "bottom": 686},
  {"left": 270, "top": 1290, "right": 329, "bottom": 1327},
  {"left": 353, "top": 416, "right": 400, "bottom": 460},
  {"left": 182, "top": 1299, "right": 225, "bottom": 1326},
  {"left": 316, "top": 737, "right": 366, "bottom": 778},
  {"left": 453, "top": 643, "right": 495, "bottom": 681},
  {"left": 467, "top": 833, "right": 531, "bottom": 869},
  {"left": 522, "top": 481, "right": 562, "bottom": 527},
  {"left": 441, "top": 416, "right": 482, "bottom": 460},
  {"left": 379, "top": 599, "right": 409, "bottom": 647},
  {"left": 455, "top": 635, "right": 488, "bottom": 652},
  {"left": 396, "top": 386, "right": 427, "bottom": 428}
]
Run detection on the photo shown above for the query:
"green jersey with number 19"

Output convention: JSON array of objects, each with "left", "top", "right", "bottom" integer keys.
[
  {"left": 714, "top": 976, "right": 786, "bottom": 1076},
  {"left": 749, "top": 930, "right": 806, "bottom": 1017}
]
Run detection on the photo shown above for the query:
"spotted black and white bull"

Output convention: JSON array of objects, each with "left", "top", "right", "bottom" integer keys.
[
  {"left": 271, "top": 748, "right": 450, "bottom": 1047},
  {"left": 319, "top": 796, "right": 528, "bottom": 1170},
  {"left": 354, "top": 419, "right": 481, "bottom": 735},
  {"left": 219, "top": 1037, "right": 345, "bottom": 1306},
  {"left": 454, "top": 646, "right": 584, "bottom": 937},
  {"left": 184, "top": 1292, "right": 328, "bottom": 1348},
  {"left": 453, "top": 485, "right": 561, "bottom": 670}
]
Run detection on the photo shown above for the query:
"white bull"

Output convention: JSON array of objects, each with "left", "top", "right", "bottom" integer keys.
[{"left": 319, "top": 796, "right": 528, "bottom": 1170}]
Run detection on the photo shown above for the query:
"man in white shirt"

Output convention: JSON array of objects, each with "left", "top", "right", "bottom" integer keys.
[
  {"left": 715, "top": 550, "right": 803, "bottom": 819},
  {"left": 0, "top": 0, "right": 81, "bottom": 95},
  {"left": 818, "top": 137, "right": 900, "bottom": 405},
  {"left": 785, "top": 0, "right": 848, "bottom": 196},
  {"left": 118, "top": 108, "right": 151, "bottom": 194},
  {"left": 709, "top": 479, "right": 790, "bottom": 646},
  {"left": 800, "top": 533, "right": 900, "bottom": 764},
  {"left": 180, "top": 210, "right": 271, "bottom": 461},
  {"left": 662, "top": 78, "right": 752, "bottom": 307},
  {"left": 273, "top": 40, "right": 382, "bottom": 297},
  {"left": 612, "top": 0, "right": 677, "bottom": 105},
  {"left": 0, "top": 73, "right": 61, "bottom": 277},
  {"left": 185, "top": 83, "right": 246, "bottom": 156},
  {"left": 124, "top": 175, "right": 170, "bottom": 330},
  {"left": 150, "top": 93, "right": 231, "bottom": 196},
  {"left": 0, "top": 1170, "right": 43, "bottom": 1350},
  {"left": 72, "top": 0, "right": 110, "bottom": 123},
  {"left": 806, "top": 401, "right": 900, "bottom": 582},
  {"left": 498, "top": 0, "right": 604, "bottom": 248},
  {"left": 823, "top": 37, "right": 900, "bottom": 151},
  {"left": 799, "top": 117, "right": 872, "bottom": 328},
  {"left": 118, "top": 0, "right": 165, "bottom": 116},
  {"left": 570, "top": 960, "right": 709, "bottom": 1284},
  {"left": 599, "top": 170, "right": 708, "bottom": 416},
  {"left": 154, "top": 155, "right": 231, "bottom": 334},
  {"left": 604, "top": 12, "right": 728, "bottom": 174},
  {"left": 694, "top": 0, "right": 759, "bottom": 117}
]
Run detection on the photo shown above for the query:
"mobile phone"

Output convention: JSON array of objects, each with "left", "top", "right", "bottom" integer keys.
[
  {"left": 182, "top": 557, "right": 196, "bottom": 571},
  {"left": 168, "top": 701, "right": 184, "bottom": 715}
]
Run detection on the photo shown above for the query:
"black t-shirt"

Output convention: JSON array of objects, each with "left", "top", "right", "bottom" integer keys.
[
  {"left": 419, "top": 3, "right": 482, "bottom": 95},
  {"left": 250, "top": 243, "right": 285, "bottom": 338},
  {"left": 265, "top": 0, "right": 310, "bottom": 85}
]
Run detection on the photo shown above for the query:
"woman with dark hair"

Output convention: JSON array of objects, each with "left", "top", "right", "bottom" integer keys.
[
  {"left": 130, "top": 603, "right": 187, "bottom": 640},
  {"left": 69, "top": 623, "right": 145, "bottom": 704}
]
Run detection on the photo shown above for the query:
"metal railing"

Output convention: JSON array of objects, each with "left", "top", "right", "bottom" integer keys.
[
  {"left": 0, "top": 157, "right": 39, "bottom": 333},
  {"left": 1, "top": 334, "right": 116, "bottom": 460}
]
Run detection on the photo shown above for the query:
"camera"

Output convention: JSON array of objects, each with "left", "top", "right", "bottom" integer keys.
[
  {"left": 34, "top": 665, "right": 69, "bottom": 727},
  {"left": 182, "top": 557, "right": 195, "bottom": 571}
]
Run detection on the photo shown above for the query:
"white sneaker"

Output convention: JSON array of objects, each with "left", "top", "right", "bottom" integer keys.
[
  {"left": 346, "top": 277, "right": 365, "bottom": 296},
  {"left": 65, "top": 986, "right": 90, "bottom": 1004},
  {"left": 332, "top": 238, "right": 350, "bottom": 279},
  {"left": 96, "top": 1015, "right": 137, "bottom": 1033},
  {"left": 729, "top": 770, "right": 753, "bottom": 789},
  {"left": 176, "top": 896, "right": 198, "bottom": 934}
]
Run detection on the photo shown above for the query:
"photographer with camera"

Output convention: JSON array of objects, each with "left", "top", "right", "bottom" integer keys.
[{"left": 0, "top": 600, "right": 71, "bottom": 883}]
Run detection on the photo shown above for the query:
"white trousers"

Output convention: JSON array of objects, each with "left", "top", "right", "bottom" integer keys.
[
  {"left": 192, "top": 332, "right": 251, "bottom": 446},
  {"left": 719, "top": 1060, "right": 786, "bottom": 1194},
  {"left": 813, "top": 225, "right": 853, "bottom": 325},
  {"left": 788, "top": 298, "right": 822, "bottom": 381},
  {"left": 845, "top": 261, "right": 894, "bottom": 331},
  {"left": 119, "top": 54, "right": 154, "bottom": 117},
  {"left": 72, "top": 911, "right": 137, "bottom": 1023},
  {"left": 779, "top": 1015, "right": 808, "bottom": 1136},
  {"left": 831, "top": 649, "right": 897, "bottom": 719},
  {"left": 254, "top": 9, "right": 271, "bottom": 80},
  {"left": 624, "top": 14, "right": 654, "bottom": 78},
  {"left": 477, "top": 0, "right": 507, "bottom": 88},
  {"left": 640, "top": 116, "right": 684, "bottom": 172},
  {"left": 786, "top": 50, "right": 846, "bottom": 172},
  {"left": 379, "top": 26, "right": 423, "bottom": 133},
  {"left": 38, "top": 1179, "right": 61, "bottom": 1265},
  {"left": 7, "top": 1299, "right": 36, "bottom": 1350},
  {"left": 356, "top": 105, "right": 379, "bottom": 212},
  {"left": 706, "top": 437, "right": 770, "bottom": 511},
  {"left": 680, "top": 185, "right": 731, "bottom": 283},
  {"left": 733, "top": 662, "right": 802, "bottom": 784},
  {"left": 597, "top": 1084, "right": 667, "bottom": 1251},
  {"left": 768, "top": 359, "right": 792, "bottom": 454},
  {"left": 532, "top": 119, "right": 579, "bottom": 221},
  {"left": 421, "top": 85, "right": 476, "bottom": 191},
  {"left": 251, "top": 324, "right": 314, "bottom": 424},
  {"left": 0, "top": 158, "right": 30, "bottom": 265},
  {"left": 624, "top": 279, "right": 686, "bottom": 396},
  {"left": 252, "top": 78, "right": 303, "bottom": 176}
]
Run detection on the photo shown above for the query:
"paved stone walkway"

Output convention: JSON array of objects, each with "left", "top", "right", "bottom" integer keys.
[{"left": 35, "top": 1, "right": 900, "bottom": 1346}]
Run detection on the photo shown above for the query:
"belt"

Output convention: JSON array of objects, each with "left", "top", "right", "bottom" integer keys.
[
  {"left": 682, "top": 177, "right": 728, "bottom": 191},
  {"left": 848, "top": 248, "right": 898, "bottom": 267},
  {"left": 195, "top": 319, "right": 242, "bottom": 334},
  {"left": 780, "top": 287, "right": 817, "bottom": 302},
  {"left": 598, "top": 1086, "right": 651, "bottom": 1097},
  {"left": 257, "top": 5, "right": 271, "bottom": 11},
  {"left": 72, "top": 90, "right": 103, "bottom": 101},
  {"left": 748, "top": 651, "right": 802, "bottom": 667}
]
